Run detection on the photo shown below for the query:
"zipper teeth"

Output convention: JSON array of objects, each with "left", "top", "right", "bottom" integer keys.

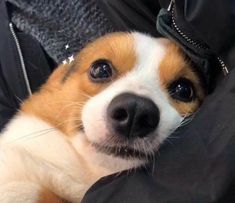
[
  {"left": 168, "top": 0, "right": 229, "bottom": 76},
  {"left": 170, "top": 1, "right": 208, "bottom": 50},
  {"left": 9, "top": 23, "right": 32, "bottom": 95},
  {"left": 218, "top": 57, "right": 229, "bottom": 75}
]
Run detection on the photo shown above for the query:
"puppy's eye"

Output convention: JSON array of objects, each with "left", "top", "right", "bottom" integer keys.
[
  {"left": 168, "top": 78, "right": 195, "bottom": 102},
  {"left": 89, "top": 60, "right": 114, "bottom": 82}
]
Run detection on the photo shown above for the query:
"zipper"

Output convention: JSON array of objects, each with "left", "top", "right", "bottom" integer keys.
[
  {"left": 217, "top": 57, "right": 229, "bottom": 75},
  {"left": 9, "top": 22, "right": 32, "bottom": 95},
  {"left": 167, "top": 0, "right": 229, "bottom": 76}
]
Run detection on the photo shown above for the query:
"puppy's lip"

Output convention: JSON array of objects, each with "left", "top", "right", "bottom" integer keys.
[{"left": 92, "top": 142, "right": 152, "bottom": 160}]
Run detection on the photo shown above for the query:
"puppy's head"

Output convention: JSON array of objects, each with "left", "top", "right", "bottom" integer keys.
[{"left": 22, "top": 32, "right": 205, "bottom": 172}]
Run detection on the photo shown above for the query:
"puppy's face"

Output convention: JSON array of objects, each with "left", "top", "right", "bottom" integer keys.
[{"left": 23, "top": 32, "right": 204, "bottom": 172}]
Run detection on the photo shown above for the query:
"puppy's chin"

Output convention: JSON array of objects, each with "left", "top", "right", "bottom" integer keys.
[
  {"left": 91, "top": 142, "right": 153, "bottom": 160},
  {"left": 70, "top": 131, "right": 145, "bottom": 174}
]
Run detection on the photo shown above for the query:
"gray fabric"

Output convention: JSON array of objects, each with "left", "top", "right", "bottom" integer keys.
[{"left": 7, "top": 0, "right": 114, "bottom": 63}]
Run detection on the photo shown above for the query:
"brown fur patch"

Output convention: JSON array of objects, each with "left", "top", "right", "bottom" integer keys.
[
  {"left": 39, "top": 189, "right": 63, "bottom": 203},
  {"left": 159, "top": 42, "right": 205, "bottom": 115},
  {"left": 22, "top": 32, "right": 136, "bottom": 135}
]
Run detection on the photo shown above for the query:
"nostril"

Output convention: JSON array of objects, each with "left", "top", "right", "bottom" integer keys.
[{"left": 111, "top": 108, "right": 128, "bottom": 122}]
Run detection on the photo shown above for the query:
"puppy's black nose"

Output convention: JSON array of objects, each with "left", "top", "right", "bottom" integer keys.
[{"left": 107, "top": 93, "right": 160, "bottom": 139}]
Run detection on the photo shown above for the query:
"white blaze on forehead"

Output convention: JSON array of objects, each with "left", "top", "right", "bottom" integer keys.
[
  {"left": 113, "top": 32, "right": 171, "bottom": 96},
  {"left": 133, "top": 32, "right": 168, "bottom": 71},
  {"left": 132, "top": 32, "right": 169, "bottom": 80}
]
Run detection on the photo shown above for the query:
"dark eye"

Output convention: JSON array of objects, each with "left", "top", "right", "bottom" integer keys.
[
  {"left": 89, "top": 59, "right": 114, "bottom": 82},
  {"left": 168, "top": 78, "right": 195, "bottom": 102}
]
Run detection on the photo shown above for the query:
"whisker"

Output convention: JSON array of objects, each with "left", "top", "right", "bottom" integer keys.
[{"left": 6, "top": 128, "right": 56, "bottom": 144}]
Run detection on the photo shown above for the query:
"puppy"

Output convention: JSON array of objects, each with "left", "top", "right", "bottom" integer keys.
[{"left": 0, "top": 32, "right": 205, "bottom": 202}]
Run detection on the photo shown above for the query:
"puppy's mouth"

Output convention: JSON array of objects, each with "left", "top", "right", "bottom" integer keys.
[{"left": 92, "top": 143, "right": 153, "bottom": 160}]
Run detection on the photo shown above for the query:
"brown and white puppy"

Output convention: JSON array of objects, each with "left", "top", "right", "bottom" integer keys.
[{"left": 0, "top": 32, "right": 204, "bottom": 202}]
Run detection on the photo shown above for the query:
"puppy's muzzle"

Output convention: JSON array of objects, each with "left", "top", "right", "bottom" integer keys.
[{"left": 107, "top": 93, "right": 160, "bottom": 139}]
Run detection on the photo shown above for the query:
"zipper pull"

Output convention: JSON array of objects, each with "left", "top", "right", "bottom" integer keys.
[{"left": 167, "top": 0, "right": 175, "bottom": 11}]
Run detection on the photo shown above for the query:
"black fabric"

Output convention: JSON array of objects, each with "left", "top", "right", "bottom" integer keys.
[
  {"left": 159, "top": 0, "right": 235, "bottom": 72},
  {"left": 8, "top": 0, "right": 114, "bottom": 63},
  {"left": 98, "top": 0, "right": 162, "bottom": 37},
  {"left": 16, "top": 32, "right": 54, "bottom": 92},
  {"left": 0, "top": 1, "right": 28, "bottom": 102},
  {"left": 0, "top": 63, "right": 16, "bottom": 130},
  {"left": 0, "top": 0, "right": 24, "bottom": 130},
  {"left": 0, "top": 1, "right": 53, "bottom": 131}
]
